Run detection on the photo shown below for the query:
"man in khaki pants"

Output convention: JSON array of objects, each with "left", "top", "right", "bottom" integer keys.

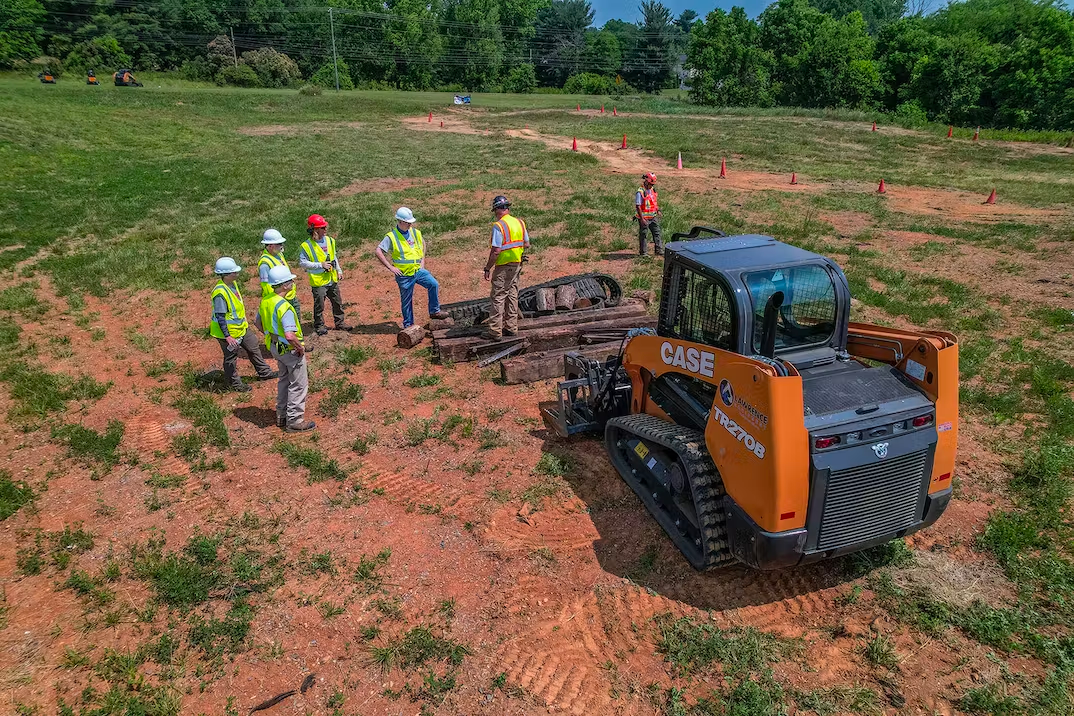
[
  {"left": 259, "top": 265, "right": 315, "bottom": 432},
  {"left": 481, "top": 195, "right": 530, "bottom": 340}
]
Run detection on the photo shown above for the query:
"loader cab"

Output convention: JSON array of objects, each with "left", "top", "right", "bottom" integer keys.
[{"left": 658, "top": 234, "right": 851, "bottom": 369}]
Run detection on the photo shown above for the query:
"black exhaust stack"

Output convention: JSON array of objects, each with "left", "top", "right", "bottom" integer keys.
[{"left": 760, "top": 291, "right": 784, "bottom": 359}]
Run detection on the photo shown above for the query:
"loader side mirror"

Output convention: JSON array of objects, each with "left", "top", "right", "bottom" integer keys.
[{"left": 760, "top": 291, "right": 785, "bottom": 358}]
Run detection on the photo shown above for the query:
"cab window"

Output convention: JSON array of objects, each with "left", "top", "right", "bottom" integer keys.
[
  {"left": 662, "top": 266, "right": 733, "bottom": 350},
  {"left": 745, "top": 264, "right": 837, "bottom": 353}
]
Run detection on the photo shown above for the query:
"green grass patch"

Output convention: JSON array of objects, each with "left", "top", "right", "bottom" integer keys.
[
  {"left": 337, "top": 344, "right": 375, "bottom": 368},
  {"left": 51, "top": 420, "right": 125, "bottom": 472},
  {"left": 404, "top": 373, "right": 441, "bottom": 388},
  {"left": 653, "top": 612, "right": 799, "bottom": 679},
  {"left": 174, "top": 394, "right": 230, "bottom": 448},
  {"left": 0, "top": 471, "right": 34, "bottom": 521},
  {"left": 189, "top": 599, "right": 255, "bottom": 658},
  {"left": 274, "top": 441, "right": 347, "bottom": 483},
  {"left": 371, "top": 626, "right": 469, "bottom": 670},
  {"left": 0, "top": 364, "right": 110, "bottom": 425},
  {"left": 354, "top": 548, "right": 392, "bottom": 593},
  {"left": 319, "top": 380, "right": 365, "bottom": 418}
]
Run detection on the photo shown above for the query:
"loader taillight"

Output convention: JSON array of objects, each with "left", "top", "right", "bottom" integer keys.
[
  {"left": 780, "top": 511, "right": 796, "bottom": 520},
  {"left": 814, "top": 435, "right": 840, "bottom": 449},
  {"left": 912, "top": 414, "right": 933, "bottom": 428},
  {"left": 936, "top": 472, "right": 951, "bottom": 482}
]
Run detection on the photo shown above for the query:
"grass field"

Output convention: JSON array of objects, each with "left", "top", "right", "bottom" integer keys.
[{"left": 1, "top": 77, "right": 1074, "bottom": 715}]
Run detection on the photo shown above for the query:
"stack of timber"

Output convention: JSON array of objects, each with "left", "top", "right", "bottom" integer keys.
[{"left": 430, "top": 299, "right": 655, "bottom": 384}]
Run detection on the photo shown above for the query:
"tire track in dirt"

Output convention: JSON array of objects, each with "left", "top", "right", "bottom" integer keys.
[
  {"left": 360, "top": 469, "right": 482, "bottom": 517},
  {"left": 483, "top": 501, "right": 600, "bottom": 554},
  {"left": 495, "top": 584, "right": 695, "bottom": 714},
  {"left": 127, "top": 415, "right": 190, "bottom": 478}
]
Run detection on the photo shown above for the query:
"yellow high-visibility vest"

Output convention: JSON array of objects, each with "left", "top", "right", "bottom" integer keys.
[
  {"left": 259, "top": 293, "right": 303, "bottom": 353},
  {"left": 386, "top": 227, "right": 424, "bottom": 277},
  {"left": 258, "top": 251, "right": 297, "bottom": 300},
  {"left": 209, "top": 281, "right": 247, "bottom": 339},
  {"left": 301, "top": 236, "right": 339, "bottom": 287}
]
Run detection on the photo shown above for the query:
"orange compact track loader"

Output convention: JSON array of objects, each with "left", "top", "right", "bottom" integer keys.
[{"left": 546, "top": 228, "right": 958, "bottom": 570}]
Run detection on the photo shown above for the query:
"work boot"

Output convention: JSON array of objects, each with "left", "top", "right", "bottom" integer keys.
[
  {"left": 315, "top": 326, "right": 329, "bottom": 336},
  {"left": 231, "top": 382, "right": 252, "bottom": 393},
  {"left": 334, "top": 322, "right": 351, "bottom": 331},
  {"left": 286, "top": 420, "right": 317, "bottom": 433},
  {"left": 257, "top": 371, "right": 278, "bottom": 381},
  {"left": 277, "top": 416, "right": 286, "bottom": 429},
  {"left": 504, "top": 330, "right": 519, "bottom": 337},
  {"left": 429, "top": 311, "right": 450, "bottom": 320},
  {"left": 479, "top": 331, "right": 501, "bottom": 341}
]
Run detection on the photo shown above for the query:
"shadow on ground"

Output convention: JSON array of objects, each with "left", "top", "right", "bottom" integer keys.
[
  {"left": 233, "top": 406, "right": 277, "bottom": 428},
  {"left": 533, "top": 422, "right": 863, "bottom": 612}
]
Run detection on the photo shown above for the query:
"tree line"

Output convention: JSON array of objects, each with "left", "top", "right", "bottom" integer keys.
[
  {"left": 687, "top": 0, "right": 1074, "bottom": 131},
  {"left": 2, "top": 0, "right": 1072, "bottom": 130}
]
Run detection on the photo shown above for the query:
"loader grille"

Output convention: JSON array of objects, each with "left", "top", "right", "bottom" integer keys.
[{"left": 815, "top": 449, "right": 929, "bottom": 551}]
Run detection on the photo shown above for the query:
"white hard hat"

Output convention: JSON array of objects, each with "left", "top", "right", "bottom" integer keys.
[
  {"left": 267, "top": 265, "right": 296, "bottom": 286},
  {"left": 395, "top": 207, "right": 416, "bottom": 223},
  {"left": 262, "top": 228, "right": 286, "bottom": 245},
  {"left": 214, "top": 257, "right": 241, "bottom": 274}
]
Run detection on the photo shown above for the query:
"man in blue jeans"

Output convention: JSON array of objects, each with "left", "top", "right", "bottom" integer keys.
[{"left": 375, "top": 207, "right": 450, "bottom": 328}]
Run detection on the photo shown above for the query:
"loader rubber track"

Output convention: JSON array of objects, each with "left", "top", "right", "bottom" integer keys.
[
  {"left": 605, "top": 414, "right": 733, "bottom": 570},
  {"left": 442, "top": 273, "right": 623, "bottom": 325}
]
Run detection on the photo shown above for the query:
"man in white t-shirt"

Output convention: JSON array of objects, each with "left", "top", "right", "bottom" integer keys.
[{"left": 374, "top": 207, "right": 450, "bottom": 328}]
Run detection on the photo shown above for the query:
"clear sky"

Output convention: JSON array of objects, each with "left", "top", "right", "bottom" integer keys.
[
  {"left": 592, "top": 0, "right": 769, "bottom": 25},
  {"left": 591, "top": 0, "right": 944, "bottom": 25}
]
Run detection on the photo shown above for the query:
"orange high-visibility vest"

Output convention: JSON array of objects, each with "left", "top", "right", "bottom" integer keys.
[
  {"left": 493, "top": 214, "right": 526, "bottom": 265},
  {"left": 639, "top": 187, "right": 659, "bottom": 219}
]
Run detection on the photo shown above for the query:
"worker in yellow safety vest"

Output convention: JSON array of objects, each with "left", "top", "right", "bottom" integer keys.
[
  {"left": 258, "top": 229, "right": 299, "bottom": 314},
  {"left": 209, "top": 257, "right": 276, "bottom": 392},
  {"left": 481, "top": 195, "right": 530, "bottom": 341},
  {"left": 635, "top": 171, "right": 663, "bottom": 256},
  {"left": 299, "top": 214, "right": 349, "bottom": 336},
  {"left": 374, "top": 206, "right": 451, "bottom": 329},
  {"left": 258, "top": 265, "right": 315, "bottom": 432}
]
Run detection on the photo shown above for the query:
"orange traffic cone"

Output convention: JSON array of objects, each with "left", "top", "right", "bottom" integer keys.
[
  {"left": 719, "top": 157, "right": 727, "bottom": 178},
  {"left": 790, "top": 172, "right": 797, "bottom": 185},
  {"left": 871, "top": 121, "right": 877, "bottom": 132},
  {"left": 973, "top": 126, "right": 980, "bottom": 142},
  {"left": 984, "top": 188, "right": 996, "bottom": 204},
  {"left": 613, "top": 107, "right": 617, "bottom": 116},
  {"left": 427, "top": 111, "right": 432, "bottom": 122},
  {"left": 576, "top": 104, "right": 581, "bottom": 112},
  {"left": 947, "top": 125, "right": 953, "bottom": 138},
  {"left": 600, "top": 105, "right": 605, "bottom": 113},
  {"left": 621, "top": 134, "right": 627, "bottom": 149},
  {"left": 572, "top": 137, "right": 578, "bottom": 151},
  {"left": 877, "top": 178, "right": 886, "bottom": 194},
  {"left": 677, "top": 152, "right": 683, "bottom": 169},
  {"left": 440, "top": 121, "right": 444, "bottom": 128}
]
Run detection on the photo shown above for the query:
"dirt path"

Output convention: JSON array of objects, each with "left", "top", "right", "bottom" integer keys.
[{"left": 405, "top": 113, "right": 1066, "bottom": 222}]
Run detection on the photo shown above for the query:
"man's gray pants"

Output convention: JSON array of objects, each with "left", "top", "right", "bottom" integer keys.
[
  {"left": 638, "top": 218, "right": 663, "bottom": 255},
  {"left": 311, "top": 282, "right": 345, "bottom": 331},
  {"left": 217, "top": 331, "right": 273, "bottom": 387},
  {"left": 271, "top": 348, "right": 308, "bottom": 426}
]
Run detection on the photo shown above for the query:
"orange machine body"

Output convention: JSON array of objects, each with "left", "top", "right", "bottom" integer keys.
[{"left": 621, "top": 326, "right": 957, "bottom": 540}]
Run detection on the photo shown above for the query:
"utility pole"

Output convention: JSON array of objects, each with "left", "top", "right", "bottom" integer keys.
[
  {"left": 230, "top": 26, "right": 238, "bottom": 66},
  {"left": 329, "top": 7, "right": 340, "bottom": 92}
]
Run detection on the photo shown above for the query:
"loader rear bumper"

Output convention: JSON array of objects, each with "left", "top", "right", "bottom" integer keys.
[{"left": 724, "top": 487, "right": 953, "bottom": 570}]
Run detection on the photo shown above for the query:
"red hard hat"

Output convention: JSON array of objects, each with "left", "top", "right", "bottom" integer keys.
[
  {"left": 643, "top": 172, "right": 657, "bottom": 184},
  {"left": 307, "top": 214, "right": 328, "bottom": 229}
]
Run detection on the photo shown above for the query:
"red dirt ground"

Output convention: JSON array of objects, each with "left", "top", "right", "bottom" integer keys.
[{"left": 1, "top": 111, "right": 1070, "bottom": 716}]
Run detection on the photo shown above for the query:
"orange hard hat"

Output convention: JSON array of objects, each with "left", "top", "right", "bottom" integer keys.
[
  {"left": 643, "top": 172, "right": 657, "bottom": 184},
  {"left": 307, "top": 214, "right": 328, "bottom": 229}
]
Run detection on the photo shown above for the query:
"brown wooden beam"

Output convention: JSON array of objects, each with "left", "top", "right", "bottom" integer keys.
[{"left": 500, "top": 342, "right": 622, "bottom": 384}]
